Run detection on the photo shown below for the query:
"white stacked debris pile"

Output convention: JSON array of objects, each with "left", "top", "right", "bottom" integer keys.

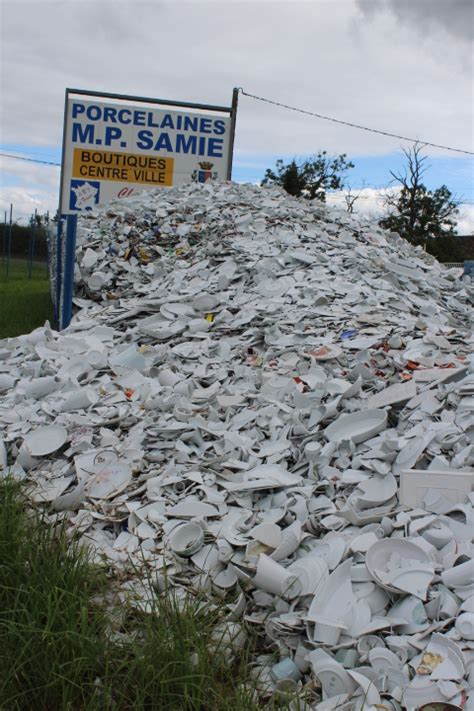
[{"left": 1, "top": 182, "right": 474, "bottom": 709}]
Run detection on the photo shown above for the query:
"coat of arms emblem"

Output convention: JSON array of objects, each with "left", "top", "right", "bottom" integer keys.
[{"left": 192, "top": 161, "right": 218, "bottom": 183}]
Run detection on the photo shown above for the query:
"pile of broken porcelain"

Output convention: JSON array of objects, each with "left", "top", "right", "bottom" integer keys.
[{"left": 1, "top": 181, "right": 474, "bottom": 710}]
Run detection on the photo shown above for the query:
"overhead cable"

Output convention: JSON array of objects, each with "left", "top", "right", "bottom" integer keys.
[
  {"left": 0, "top": 152, "right": 60, "bottom": 166},
  {"left": 239, "top": 89, "right": 474, "bottom": 156}
]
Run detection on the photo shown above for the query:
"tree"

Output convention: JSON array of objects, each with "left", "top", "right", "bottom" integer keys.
[
  {"left": 262, "top": 152, "right": 354, "bottom": 202},
  {"left": 344, "top": 181, "right": 365, "bottom": 214},
  {"left": 379, "top": 143, "right": 459, "bottom": 249}
]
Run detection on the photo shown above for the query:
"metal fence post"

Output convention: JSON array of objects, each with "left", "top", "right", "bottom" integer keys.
[
  {"left": 28, "top": 209, "right": 37, "bottom": 279},
  {"left": 2, "top": 210, "right": 6, "bottom": 266},
  {"left": 6, "top": 204, "right": 12, "bottom": 278},
  {"left": 45, "top": 212, "right": 50, "bottom": 277}
]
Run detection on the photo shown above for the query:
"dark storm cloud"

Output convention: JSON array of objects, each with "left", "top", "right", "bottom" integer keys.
[{"left": 357, "top": 0, "right": 474, "bottom": 42}]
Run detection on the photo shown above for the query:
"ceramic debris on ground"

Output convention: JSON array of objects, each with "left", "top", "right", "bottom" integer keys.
[{"left": 1, "top": 181, "right": 473, "bottom": 710}]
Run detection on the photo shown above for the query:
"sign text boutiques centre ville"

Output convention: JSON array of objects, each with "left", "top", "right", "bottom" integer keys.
[{"left": 59, "top": 89, "right": 238, "bottom": 214}]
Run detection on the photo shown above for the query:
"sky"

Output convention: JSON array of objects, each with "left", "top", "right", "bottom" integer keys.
[{"left": 0, "top": 0, "right": 473, "bottom": 231}]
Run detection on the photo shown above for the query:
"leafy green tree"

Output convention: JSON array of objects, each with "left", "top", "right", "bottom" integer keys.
[
  {"left": 262, "top": 152, "right": 354, "bottom": 202},
  {"left": 379, "top": 144, "right": 459, "bottom": 251}
]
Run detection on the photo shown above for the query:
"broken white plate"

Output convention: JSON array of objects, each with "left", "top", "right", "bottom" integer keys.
[
  {"left": 355, "top": 473, "right": 397, "bottom": 506},
  {"left": 85, "top": 461, "right": 132, "bottom": 499},
  {"left": 442, "top": 559, "right": 474, "bottom": 588},
  {"left": 324, "top": 409, "right": 387, "bottom": 444},
  {"left": 305, "top": 344, "right": 343, "bottom": 361},
  {"left": 307, "top": 559, "right": 354, "bottom": 625},
  {"left": 218, "top": 464, "right": 301, "bottom": 491},
  {"left": 52, "top": 482, "right": 85, "bottom": 511},
  {"left": 166, "top": 501, "right": 219, "bottom": 518},
  {"left": 288, "top": 556, "right": 329, "bottom": 596},
  {"left": 23, "top": 425, "right": 68, "bottom": 457},
  {"left": 366, "top": 539, "right": 435, "bottom": 598},
  {"left": 387, "top": 595, "right": 429, "bottom": 634},
  {"left": 192, "top": 294, "right": 220, "bottom": 311},
  {"left": 308, "top": 649, "right": 357, "bottom": 698},
  {"left": 421, "top": 633, "right": 465, "bottom": 680},
  {"left": 304, "top": 533, "right": 347, "bottom": 570},
  {"left": 109, "top": 345, "right": 147, "bottom": 373}
]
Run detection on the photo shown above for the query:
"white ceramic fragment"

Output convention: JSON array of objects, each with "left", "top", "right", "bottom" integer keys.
[
  {"left": 367, "top": 381, "right": 417, "bottom": 409},
  {"left": 23, "top": 425, "right": 68, "bottom": 457},
  {"left": 0, "top": 438, "right": 7, "bottom": 468},
  {"left": 252, "top": 554, "right": 302, "bottom": 599},
  {"left": 109, "top": 345, "right": 147, "bottom": 373},
  {"left": 169, "top": 522, "right": 204, "bottom": 557},
  {"left": 61, "top": 388, "right": 99, "bottom": 412},
  {"left": 166, "top": 501, "right": 219, "bottom": 518},
  {"left": 23, "top": 375, "right": 63, "bottom": 399},
  {"left": 400, "top": 469, "right": 474, "bottom": 508},
  {"left": 324, "top": 409, "right": 387, "bottom": 444},
  {"left": 442, "top": 559, "right": 474, "bottom": 588},
  {"left": 85, "top": 461, "right": 132, "bottom": 499},
  {"left": 455, "top": 612, "right": 474, "bottom": 640},
  {"left": 308, "top": 649, "right": 357, "bottom": 697},
  {"left": 307, "top": 559, "right": 354, "bottom": 626},
  {"left": 52, "top": 482, "right": 85, "bottom": 511},
  {"left": 355, "top": 473, "right": 397, "bottom": 506},
  {"left": 365, "top": 539, "right": 435, "bottom": 599},
  {"left": 0, "top": 180, "right": 473, "bottom": 710}
]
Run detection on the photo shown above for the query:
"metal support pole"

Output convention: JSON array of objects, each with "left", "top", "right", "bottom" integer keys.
[
  {"left": 58, "top": 90, "right": 70, "bottom": 217},
  {"left": 6, "top": 204, "right": 12, "bottom": 279},
  {"left": 2, "top": 211, "right": 6, "bottom": 266},
  {"left": 55, "top": 217, "right": 63, "bottom": 327},
  {"left": 28, "top": 209, "right": 37, "bottom": 279},
  {"left": 226, "top": 88, "right": 240, "bottom": 181},
  {"left": 45, "top": 211, "right": 50, "bottom": 277},
  {"left": 60, "top": 214, "right": 77, "bottom": 330}
]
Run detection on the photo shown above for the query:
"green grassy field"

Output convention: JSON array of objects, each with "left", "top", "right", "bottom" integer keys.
[{"left": 0, "top": 259, "right": 52, "bottom": 339}]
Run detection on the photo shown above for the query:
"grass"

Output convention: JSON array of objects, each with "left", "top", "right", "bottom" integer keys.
[
  {"left": 0, "top": 477, "right": 264, "bottom": 710},
  {"left": 0, "top": 259, "right": 52, "bottom": 339}
]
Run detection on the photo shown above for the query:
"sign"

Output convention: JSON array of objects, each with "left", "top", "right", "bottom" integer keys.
[{"left": 59, "top": 89, "right": 238, "bottom": 214}]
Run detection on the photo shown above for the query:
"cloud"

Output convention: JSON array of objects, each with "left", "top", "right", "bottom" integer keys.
[
  {"left": 1, "top": 0, "right": 471, "bottom": 229},
  {"left": 326, "top": 186, "right": 397, "bottom": 222},
  {"left": 0, "top": 186, "right": 57, "bottom": 222},
  {"left": 456, "top": 204, "right": 474, "bottom": 235},
  {"left": 0, "top": 153, "right": 60, "bottom": 220},
  {"left": 326, "top": 186, "right": 474, "bottom": 234},
  {"left": 356, "top": 0, "right": 474, "bottom": 43},
  {"left": 0, "top": 154, "right": 60, "bottom": 190},
  {"left": 1, "top": 0, "right": 472, "bottom": 158}
]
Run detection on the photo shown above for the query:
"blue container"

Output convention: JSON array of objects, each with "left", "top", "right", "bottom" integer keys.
[{"left": 463, "top": 261, "right": 474, "bottom": 277}]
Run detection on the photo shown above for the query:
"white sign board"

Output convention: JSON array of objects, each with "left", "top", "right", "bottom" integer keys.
[{"left": 60, "top": 90, "right": 236, "bottom": 214}]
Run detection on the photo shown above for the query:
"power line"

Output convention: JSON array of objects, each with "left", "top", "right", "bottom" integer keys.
[
  {"left": 0, "top": 152, "right": 60, "bottom": 166},
  {"left": 2, "top": 145, "right": 473, "bottom": 205},
  {"left": 239, "top": 89, "right": 474, "bottom": 157}
]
